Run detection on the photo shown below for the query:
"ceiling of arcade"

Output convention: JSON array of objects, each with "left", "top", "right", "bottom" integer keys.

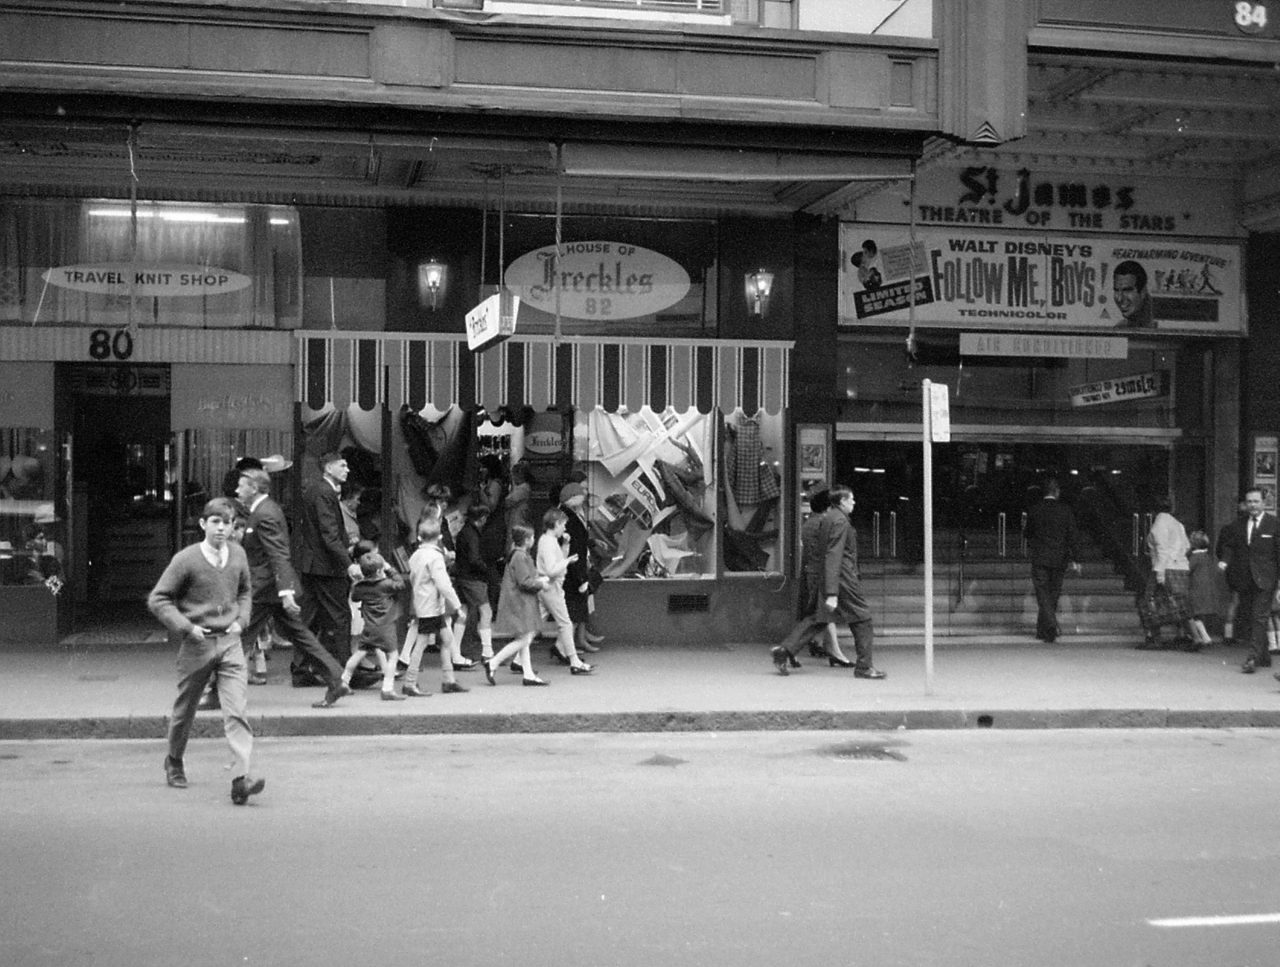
[{"left": 4, "top": 51, "right": 1280, "bottom": 228}]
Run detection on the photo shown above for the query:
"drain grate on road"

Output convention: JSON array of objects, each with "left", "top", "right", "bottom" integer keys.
[{"left": 822, "top": 742, "right": 907, "bottom": 762}]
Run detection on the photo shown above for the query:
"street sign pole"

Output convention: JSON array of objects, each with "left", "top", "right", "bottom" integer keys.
[
  {"left": 922, "top": 379, "right": 934, "bottom": 694},
  {"left": 921, "top": 379, "right": 949, "bottom": 695}
]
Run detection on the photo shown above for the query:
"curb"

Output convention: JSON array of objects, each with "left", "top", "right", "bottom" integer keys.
[{"left": 5, "top": 707, "right": 1280, "bottom": 741}]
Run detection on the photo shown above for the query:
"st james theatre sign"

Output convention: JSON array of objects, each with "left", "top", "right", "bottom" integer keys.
[{"left": 504, "top": 241, "right": 691, "bottom": 321}]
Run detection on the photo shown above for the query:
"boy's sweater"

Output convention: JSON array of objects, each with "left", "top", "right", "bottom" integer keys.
[
  {"left": 409, "top": 542, "right": 461, "bottom": 618},
  {"left": 148, "top": 543, "right": 252, "bottom": 637}
]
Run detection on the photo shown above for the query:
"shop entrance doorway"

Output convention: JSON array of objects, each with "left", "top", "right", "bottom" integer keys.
[
  {"left": 835, "top": 437, "right": 1174, "bottom": 640},
  {"left": 61, "top": 364, "right": 176, "bottom": 637},
  {"left": 839, "top": 439, "right": 1171, "bottom": 568}
]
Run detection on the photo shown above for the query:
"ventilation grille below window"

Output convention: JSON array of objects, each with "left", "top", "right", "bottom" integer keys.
[{"left": 668, "top": 594, "right": 710, "bottom": 613}]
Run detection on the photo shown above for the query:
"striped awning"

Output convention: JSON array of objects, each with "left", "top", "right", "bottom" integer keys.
[{"left": 296, "top": 332, "right": 791, "bottom": 415}]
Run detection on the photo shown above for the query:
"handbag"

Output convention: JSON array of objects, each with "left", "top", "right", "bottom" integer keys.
[{"left": 1138, "top": 576, "right": 1184, "bottom": 629}]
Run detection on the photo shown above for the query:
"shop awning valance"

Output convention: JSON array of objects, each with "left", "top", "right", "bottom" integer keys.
[{"left": 296, "top": 332, "right": 791, "bottom": 415}]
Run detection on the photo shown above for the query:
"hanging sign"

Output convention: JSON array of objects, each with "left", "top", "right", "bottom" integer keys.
[
  {"left": 503, "top": 241, "right": 691, "bottom": 321},
  {"left": 466, "top": 291, "right": 519, "bottom": 352},
  {"left": 1068, "top": 370, "right": 1168, "bottom": 408},
  {"left": 42, "top": 263, "right": 252, "bottom": 297}
]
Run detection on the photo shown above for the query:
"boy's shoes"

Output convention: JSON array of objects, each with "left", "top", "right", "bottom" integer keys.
[
  {"left": 164, "top": 756, "right": 187, "bottom": 789},
  {"left": 381, "top": 689, "right": 406, "bottom": 701},
  {"left": 230, "top": 775, "right": 265, "bottom": 806},
  {"left": 770, "top": 646, "right": 790, "bottom": 676},
  {"left": 401, "top": 684, "right": 430, "bottom": 697},
  {"left": 441, "top": 681, "right": 469, "bottom": 694}
]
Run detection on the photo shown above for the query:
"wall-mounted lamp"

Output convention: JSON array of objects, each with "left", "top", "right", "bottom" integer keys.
[
  {"left": 418, "top": 259, "right": 447, "bottom": 310},
  {"left": 744, "top": 268, "right": 774, "bottom": 317}
]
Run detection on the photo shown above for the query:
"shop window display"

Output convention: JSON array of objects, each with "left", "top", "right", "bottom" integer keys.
[
  {"left": 721, "top": 409, "right": 784, "bottom": 574},
  {"left": 0, "top": 429, "right": 63, "bottom": 589},
  {"left": 581, "top": 406, "right": 717, "bottom": 579},
  {"left": 0, "top": 199, "right": 301, "bottom": 329}
]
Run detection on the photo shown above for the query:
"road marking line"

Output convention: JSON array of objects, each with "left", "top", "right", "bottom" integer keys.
[{"left": 1148, "top": 913, "right": 1280, "bottom": 928}]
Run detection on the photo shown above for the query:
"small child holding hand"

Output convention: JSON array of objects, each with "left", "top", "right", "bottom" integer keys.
[
  {"left": 1186, "top": 529, "right": 1217, "bottom": 649},
  {"left": 345, "top": 540, "right": 407, "bottom": 701}
]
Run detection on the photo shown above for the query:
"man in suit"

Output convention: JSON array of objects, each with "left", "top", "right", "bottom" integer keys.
[
  {"left": 1024, "top": 477, "right": 1081, "bottom": 643},
  {"left": 294, "top": 452, "right": 356, "bottom": 674},
  {"left": 771, "top": 485, "right": 885, "bottom": 680},
  {"left": 1216, "top": 487, "right": 1280, "bottom": 674},
  {"left": 235, "top": 469, "right": 350, "bottom": 708}
]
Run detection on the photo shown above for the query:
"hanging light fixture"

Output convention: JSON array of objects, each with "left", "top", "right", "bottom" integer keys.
[
  {"left": 744, "top": 268, "right": 774, "bottom": 317},
  {"left": 418, "top": 259, "right": 447, "bottom": 310}
]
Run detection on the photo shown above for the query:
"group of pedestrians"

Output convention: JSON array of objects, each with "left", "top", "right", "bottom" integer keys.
[
  {"left": 149, "top": 450, "right": 616, "bottom": 804},
  {"left": 1022, "top": 478, "right": 1280, "bottom": 677}
]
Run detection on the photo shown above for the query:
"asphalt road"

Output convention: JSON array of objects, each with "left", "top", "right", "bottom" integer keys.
[{"left": 3, "top": 730, "right": 1280, "bottom": 967}]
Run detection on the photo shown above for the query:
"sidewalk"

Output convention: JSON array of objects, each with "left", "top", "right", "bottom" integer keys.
[{"left": 3, "top": 634, "right": 1280, "bottom": 740}]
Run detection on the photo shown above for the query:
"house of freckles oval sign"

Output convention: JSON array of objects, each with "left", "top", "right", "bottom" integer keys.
[{"left": 503, "top": 241, "right": 691, "bottom": 321}]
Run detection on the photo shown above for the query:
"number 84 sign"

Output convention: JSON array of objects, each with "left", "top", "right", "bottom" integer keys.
[{"left": 1235, "top": 2, "right": 1269, "bottom": 33}]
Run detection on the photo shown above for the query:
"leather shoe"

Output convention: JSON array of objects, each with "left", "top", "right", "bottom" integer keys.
[
  {"left": 854, "top": 667, "right": 887, "bottom": 680},
  {"left": 381, "top": 689, "right": 407, "bottom": 701},
  {"left": 482, "top": 661, "right": 496, "bottom": 686},
  {"left": 584, "top": 631, "right": 606, "bottom": 644},
  {"left": 164, "top": 755, "right": 187, "bottom": 789},
  {"left": 441, "top": 681, "right": 469, "bottom": 694},
  {"left": 401, "top": 684, "right": 430, "bottom": 697},
  {"left": 1243, "top": 657, "right": 1258, "bottom": 674},
  {"left": 577, "top": 640, "right": 601, "bottom": 654},
  {"left": 569, "top": 663, "right": 593, "bottom": 676},
  {"left": 248, "top": 673, "right": 268, "bottom": 686},
  {"left": 770, "top": 646, "right": 790, "bottom": 676},
  {"left": 311, "top": 682, "right": 352, "bottom": 708},
  {"left": 452, "top": 658, "right": 476, "bottom": 672},
  {"left": 230, "top": 775, "right": 265, "bottom": 805},
  {"left": 522, "top": 677, "right": 549, "bottom": 687}
]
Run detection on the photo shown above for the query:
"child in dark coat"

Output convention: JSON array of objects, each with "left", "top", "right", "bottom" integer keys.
[{"left": 344, "top": 540, "right": 407, "bottom": 700}]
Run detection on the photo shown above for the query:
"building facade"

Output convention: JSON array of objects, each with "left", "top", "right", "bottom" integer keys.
[{"left": 0, "top": 0, "right": 1275, "bottom": 646}]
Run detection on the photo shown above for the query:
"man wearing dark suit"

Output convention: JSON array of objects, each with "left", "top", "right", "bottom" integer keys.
[
  {"left": 294, "top": 452, "right": 356, "bottom": 672},
  {"left": 235, "top": 469, "right": 350, "bottom": 707},
  {"left": 1216, "top": 487, "right": 1280, "bottom": 674},
  {"left": 1023, "top": 477, "right": 1080, "bottom": 643},
  {"left": 771, "top": 485, "right": 885, "bottom": 679}
]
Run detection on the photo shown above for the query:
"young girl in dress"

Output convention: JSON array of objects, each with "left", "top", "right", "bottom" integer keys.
[{"left": 483, "top": 525, "right": 551, "bottom": 686}]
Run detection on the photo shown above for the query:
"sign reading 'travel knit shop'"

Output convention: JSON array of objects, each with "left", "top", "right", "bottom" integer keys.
[
  {"left": 42, "top": 263, "right": 252, "bottom": 297},
  {"left": 504, "top": 241, "right": 691, "bottom": 321}
]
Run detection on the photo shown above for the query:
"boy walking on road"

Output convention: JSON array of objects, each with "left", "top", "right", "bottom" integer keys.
[{"left": 148, "top": 497, "right": 265, "bottom": 806}]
